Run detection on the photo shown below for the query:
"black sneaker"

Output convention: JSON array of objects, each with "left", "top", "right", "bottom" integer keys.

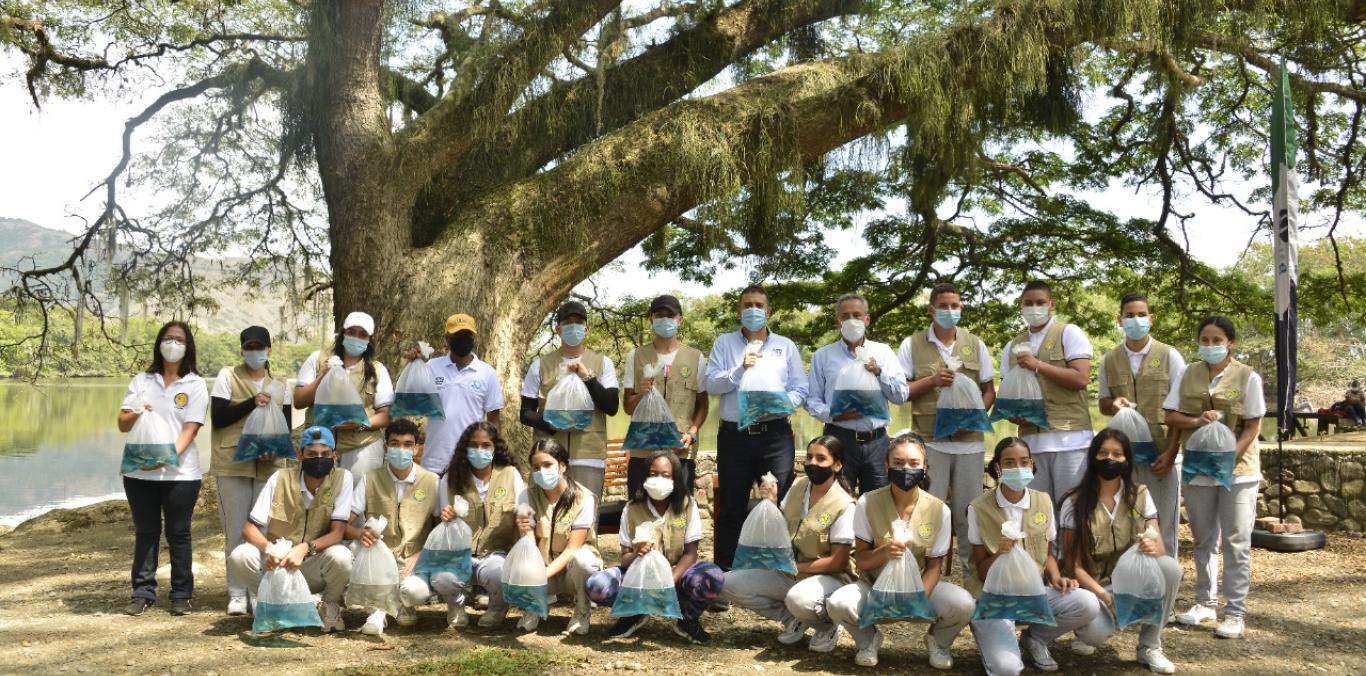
[
  {"left": 123, "top": 598, "right": 153, "bottom": 616},
  {"left": 609, "top": 615, "right": 648, "bottom": 639},
  {"left": 169, "top": 599, "right": 193, "bottom": 616},
  {"left": 674, "top": 619, "right": 711, "bottom": 645},
  {"left": 706, "top": 600, "right": 730, "bottom": 613}
]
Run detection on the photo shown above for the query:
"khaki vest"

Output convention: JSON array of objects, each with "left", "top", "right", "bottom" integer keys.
[
  {"left": 528, "top": 481, "right": 601, "bottom": 562},
  {"left": 536, "top": 351, "right": 608, "bottom": 461},
  {"left": 458, "top": 465, "right": 522, "bottom": 557},
  {"left": 1101, "top": 340, "right": 1173, "bottom": 449},
  {"left": 862, "top": 486, "right": 947, "bottom": 583},
  {"left": 363, "top": 465, "right": 439, "bottom": 561},
  {"left": 300, "top": 350, "right": 384, "bottom": 455},
  {"left": 781, "top": 477, "right": 858, "bottom": 583},
  {"left": 1084, "top": 485, "right": 1151, "bottom": 584},
  {"left": 907, "top": 328, "right": 987, "bottom": 443},
  {"left": 210, "top": 364, "right": 288, "bottom": 480},
  {"left": 630, "top": 344, "right": 704, "bottom": 460},
  {"left": 265, "top": 468, "right": 345, "bottom": 545},
  {"left": 966, "top": 488, "right": 1053, "bottom": 596},
  {"left": 1008, "top": 322, "right": 1093, "bottom": 434},
  {"left": 625, "top": 497, "right": 693, "bottom": 565},
  {"left": 1175, "top": 359, "right": 1261, "bottom": 479}
]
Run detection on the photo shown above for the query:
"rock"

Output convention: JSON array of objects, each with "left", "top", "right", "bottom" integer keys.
[
  {"left": 1293, "top": 480, "right": 1320, "bottom": 495},
  {"left": 1307, "top": 495, "right": 1324, "bottom": 511},
  {"left": 1324, "top": 494, "right": 1348, "bottom": 517},
  {"left": 1286, "top": 514, "right": 1303, "bottom": 526},
  {"left": 1264, "top": 484, "right": 1282, "bottom": 498},
  {"left": 1340, "top": 461, "right": 1363, "bottom": 481},
  {"left": 1303, "top": 509, "right": 1338, "bottom": 527},
  {"left": 1341, "top": 519, "right": 1362, "bottom": 533},
  {"left": 1343, "top": 480, "right": 1364, "bottom": 499},
  {"left": 1321, "top": 470, "right": 1341, "bottom": 493},
  {"left": 1349, "top": 500, "right": 1366, "bottom": 522},
  {"left": 1287, "top": 496, "right": 1305, "bottom": 512}
]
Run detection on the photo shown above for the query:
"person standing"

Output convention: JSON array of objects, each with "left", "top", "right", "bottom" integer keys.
[
  {"left": 420, "top": 313, "right": 504, "bottom": 474},
  {"left": 118, "top": 321, "right": 208, "bottom": 616},
  {"left": 622, "top": 294, "right": 708, "bottom": 495},
  {"left": 705, "top": 284, "right": 809, "bottom": 570},
  {"left": 806, "top": 293, "right": 908, "bottom": 493},
  {"left": 294, "top": 311, "right": 393, "bottom": 480}
]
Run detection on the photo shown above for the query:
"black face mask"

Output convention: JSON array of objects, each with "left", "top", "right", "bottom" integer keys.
[
  {"left": 889, "top": 466, "right": 926, "bottom": 491},
  {"left": 1096, "top": 458, "right": 1127, "bottom": 480},
  {"left": 804, "top": 463, "right": 835, "bottom": 485},
  {"left": 449, "top": 334, "right": 476, "bottom": 357},
  {"left": 301, "top": 456, "right": 334, "bottom": 479}
]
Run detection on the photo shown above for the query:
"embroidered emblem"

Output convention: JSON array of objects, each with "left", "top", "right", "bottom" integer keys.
[
  {"left": 673, "top": 516, "right": 687, "bottom": 528},
  {"left": 818, "top": 513, "right": 833, "bottom": 526},
  {"left": 494, "top": 487, "right": 508, "bottom": 500},
  {"left": 321, "top": 489, "right": 333, "bottom": 504},
  {"left": 1032, "top": 511, "right": 1048, "bottom": 526},
  {"left": 174, "top": 392, "right": 189, "bottom": 407},
  {"left": 917, "top": 523, "right": 934, "bottom": 540},
  {"left": 1225, "top": 388, "right": 1239, "bottom": 399},
  {"left": 961, "top": 345, "right": 974, "bottom": 357},
  {"left": 559, "top": 512, "right": 575, "bottom": 524},
  {"left": 1044, "top": 340, "right": 1056, "bottom": 351},
  {"left": 680, "top": 366, "right": 692, "bottom": 378},
  {"left": 413, "top": 489, "right": 428, "bottom": 502}
]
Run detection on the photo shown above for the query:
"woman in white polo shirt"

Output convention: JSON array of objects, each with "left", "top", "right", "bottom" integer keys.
[{"left": 117, "top": 321, "right": 209, "bottom": 617}]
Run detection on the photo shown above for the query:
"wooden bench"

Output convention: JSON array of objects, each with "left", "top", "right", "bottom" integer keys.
[
  {"left": 1289, "top": 411, "right": 1349, "bottom": 439},
  {"left": 599, "top": 439, "right": 628, "bottom": 535}
]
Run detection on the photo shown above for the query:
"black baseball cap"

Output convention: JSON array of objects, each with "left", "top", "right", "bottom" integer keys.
[
  {"left": 556, "top": 300, "right": 589, "bottom": 323},
  {"left": 648, "top": 294, "right": 683, "bottom": 316},
  {"left": 239, "top": 326, "right": 272, "bottom": 347}
]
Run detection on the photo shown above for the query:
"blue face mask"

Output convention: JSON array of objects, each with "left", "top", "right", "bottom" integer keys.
[
  {"left": 740, "top": 307, "right": 767, "bottom": 332},
  {"left": 933, "top": 309, "right": 961, "bottom": 329},
  {"left": 385, "top": 447, "right": 414, "bottom": 471},
  {"left": 1000, "top": 467, "right": 1034, "bottom": 491},
  {"left": 242, "top": 349, "right": 269, "bottom": 370},
  {"left": 1122, "top": 316, "right": 1151, "bottom": 341},
  {"left": 342, "top": 336, "right": 369, "bottom": 357},
  {"left": 652, "top": 317, "right": 679, "bottom": 338},
  {"left": 533, "top": 466, "right": 561, "bottom": 490},
  {"left": 1199, "top": 345, "right": 1229, "bottom": 365},
  {"left": 560, "top": 323, "right": 587, "bottom": 347},
  {"left": 467, "top": 447, "right": 494, "bottom": 470}
]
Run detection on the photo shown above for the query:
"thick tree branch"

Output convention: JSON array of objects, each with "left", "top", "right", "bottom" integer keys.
[{"left": 1194, "top": 31, "right": 1366, "bottom": 103}]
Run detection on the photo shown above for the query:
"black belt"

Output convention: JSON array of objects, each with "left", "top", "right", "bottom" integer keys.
[
  {"left": 721, "top": 419, "right": 791, "bottom": 436},
  {"left": 823, "top": 423, "right": 887, "bottom": 443}
]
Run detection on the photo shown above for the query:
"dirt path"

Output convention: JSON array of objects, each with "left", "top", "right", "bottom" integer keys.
[{"left": 3, "top": 500, "right": 1365, "bottom": 675}]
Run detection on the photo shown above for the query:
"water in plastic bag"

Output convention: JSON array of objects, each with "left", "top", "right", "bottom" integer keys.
[
  {"left": 934, "top": 372, "right": 993, "bottom": 439},
  {"left": 738, "top": 344, "right": 794, "bottom": 429},
  {"left": 732, "top": 482, "right": 797, "bottom": 575},
  {"left": 1181, "top": 417, "right": 1237, "bottom": 488},
  {"left": 612, "top": 525, "right": 682, "bottom": 619},
  {"left": 391, "top": 341, "right": 444, "bottom": 419},
  {"left": 544, "top": 363, "right": 595, "bottom": 431},
  {"left": 625, "top": 364, "right": 684, "bottom": 449},
  {"left": 991, "top": 347, "right": 1049, "bottom": 428},
  {"left": 1107, "top": 406, "right": 1159, "bottom": 465},
  {"left": 121, "top": 402, "right": 181, "bottom": 473},
  {"left": 502, "top": 532, "right": 549, "bottom": 618},
  {"left": 860, "top": 522, "right": 934, "bottom": 627},
  {"left": 234, "top": 382, "right": 295, "bottom": 462},
  {"left": 253, "top": 539, "right": 322, "bottom": 632},
  {"left": 830, "top": 346, "right": 889, "bottom": 421},
  {"left": 415, "top": 507, "right": 474, "bottom": 584},
  {"left": 1111, "top": 529, "right": 1166, "bottom": 628},
  {"left": 972, "top": 521, "right": 1056, "bottom": 625},
  {"left": 346, "top": 516, "right": 401, "bottom": 616},
  {"left": 312, "top": 356, "right": 369, "bottom": 429}
]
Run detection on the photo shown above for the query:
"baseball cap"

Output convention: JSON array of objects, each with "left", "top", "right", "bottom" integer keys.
[
  {"left": 555, "top": 301, "right": 589, "bottom": 323},
  {"left": 445, "top": 313, "right": 477, "bottom": 335},
  {"left": 300, "top": 426, "right": 336, "bottom": 451},
  {"left": 648, "top": 294, "right": 683, "bottom": 316}
]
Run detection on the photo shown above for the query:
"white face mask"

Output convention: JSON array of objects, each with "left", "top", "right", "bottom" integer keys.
[
  {"left": 643, "top": 476, "right": 674, "bottom": 501},
  {"left": 840, "top": 318, "right": 866, "bottom": 343},
  {"left": 1021, "top": 305, "right": 1050, "bottom": 329},
  {"left": 160, "top": 339, "right": 187, "bottom": 363}
]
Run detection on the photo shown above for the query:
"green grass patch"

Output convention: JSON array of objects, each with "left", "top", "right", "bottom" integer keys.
[{"left": 341, "top": 647, "right": 581, "bottom": 675}]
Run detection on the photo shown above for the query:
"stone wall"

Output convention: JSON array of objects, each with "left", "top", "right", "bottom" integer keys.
[{"left": 1258, "top": 445, "right": 1366, "bottom": 533}]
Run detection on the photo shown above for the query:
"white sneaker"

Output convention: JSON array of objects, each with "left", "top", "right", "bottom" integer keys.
[
  {"left": 448, "top": 604, "right": 469, "bottom": 628},
  {"left": 474, "top": 593, "right": 490, "bottom": 610},
  {"left": 517, "top": 612, "right": 541, "bottom": 632},
  {"left": 396, "top": 605, "right": 418, "bottom": 628},
  {"left": 1176, "top": 604, "right": 1216, "bottom": 626},
  {"left": 1215, "top": 616, "right": 1245, "bottom": 639},
  {"left": 478, "top": 606, "right": 508, "bottom": 628},
  {"left": 808, "top": 624, "right": 841, "bottom": 653},
  {"left": 361, "top": 609, "right": 386, "bottom": 636},
  {"left": 854, "top": 628, "right": 883, "bottom": 667},
  {"left": 1138, "top": 646, "right": 1177, "bottom": 674},
  {"left": 319, "top": 602, "right": 345, "bottom": 633},
  {"left": 226, "top": 596, "right": 249, "bottom": 617},
  {"left": 777, "top": 617, "right": 809, "bottom": 645},
  {"left": 925, "top": 631, "right": 953, "bottom": 670},
  {"left": 1070, "top": 639, "right": 1097, "bottom": 655},
  {"left": 566, "top": 607, "right": 591, "bottom": 636},
  {"left": 1022, "top": 630, "right": 1058, "bottom": 672}
]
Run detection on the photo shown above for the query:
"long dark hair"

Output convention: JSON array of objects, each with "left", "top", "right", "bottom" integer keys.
[
  {"left": 887, "top": 430, "right": 931, "bottom": 491},
  {"left": 807, "top": 435, "right": 853, "bottom": 494},
  {"left": 332, "top": 329, "right": 377, "bottom": 387},
  {"left": 987, "top": 436, "right": 1033, "bottom": 481},
  {"left": 631, "top": 450, "right": 688, "bottom": 515},
  {"left": 446, "top": 421, "right": 513, "bottom": 497},
  {"left": 1059, "top": 429, "right": 1137, "bottom": 575},
  {"left": 529, "top": 438, "right": 577, "bottom": 528},
  {"left": 147, "top": 320, "right": 198, "bottom": 377}
]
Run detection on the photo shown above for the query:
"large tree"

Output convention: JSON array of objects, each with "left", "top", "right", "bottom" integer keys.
[{"left": 4, "top": 0, "right": 1365, "bottom": 401}]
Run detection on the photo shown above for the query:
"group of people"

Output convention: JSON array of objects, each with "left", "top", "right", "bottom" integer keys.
[{"left": 114, "top": 281, "right": 1267, "bottom": 675}]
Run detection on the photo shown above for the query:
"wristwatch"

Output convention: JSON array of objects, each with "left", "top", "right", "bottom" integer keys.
[{"left": 306, "top": 540, "right": 318, "bottom": 557}]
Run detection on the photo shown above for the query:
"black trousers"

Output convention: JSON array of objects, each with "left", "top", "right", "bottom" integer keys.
[
  {"left": 822, "top": 424, "right": 890, "bottom": 495},
  {"left": 123, "top": 476, "right": 201, "bottom": 601},
  {"left": 714, "top": 419, "right": 795, "bottom": 569},
  {"left": 626, "top": 455, "right": 696, "bottom": 500}
]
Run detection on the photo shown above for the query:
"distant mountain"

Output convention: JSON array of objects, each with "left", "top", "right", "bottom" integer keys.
[{"left": 0, "top": 217, "right": 79, "bottom": 272}]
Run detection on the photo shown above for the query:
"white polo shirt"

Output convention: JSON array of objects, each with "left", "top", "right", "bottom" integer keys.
[
  {"left": 852, "top": 494, "right": 952, "bottom": 557},
  {"left": 421, "top": 354, "right": 505, "bottom": 473},
  {"left": 120, "top": 371, "right": 208, "bottom": 481},
  {"left": 999, "top": 318, "right": 1095, "bottom": 453},
  {"left": 897, "top": 329, "right": 996, "bottom": 455},
  {"left": 521, "top": 354, "right": 619, "bottom": 470},
  {"left": 248, "top": 468, "right": 356, "bottom": 528},
  {"left": 620, "top": 499, "right": 704, "bottom": 547},
  {"left": 1162, "top": 365, "right": 1266, "bottom": 486},
  {"left": 967, "top": 486, "right": 1058, "bottom": 546},
  {"left": 295, "top": 350, "right": 394, "bottom": 408}
]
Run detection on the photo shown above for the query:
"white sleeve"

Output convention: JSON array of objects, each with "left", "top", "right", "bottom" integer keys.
[
  {"left": 1046, "top": 506, "right": 1057, "bottom": 543},
  {"left": 351, "top": 474, "right": 368, "bottom": 516},
  {"left": 483, "top": 366, "right": 505, "bottom": 412},
  {"left": 296, "top": 352, "right": 320, "bottom": 389},
  {"left": 513, "top": 473, "right": 529, "bottom": 507},
  {"left": 1058, "top": 496, "right": 1077, "bottom": 530},
  {"left": 1061, "top": 324, "right": 1093, "bottom": 361},
  {"left": 622, "top": 349, "right": 637, "bottom": 390},
  {"left": 571, "top": 492, "right": 596, "bottom": 530},
  {"left": 372, "top": 363, "right": 394, "bottom": 408},
  {"left": 1168, "top": 349, "right": 1188, "bottom": 385},
  {"left": 183, "top": 378, "right": 209, "bottom": 426},
  {"left": 434, "top": 481, "right": 449, "bottom": 518},
  {"left": 331, "top": 471, "right": 356, "bottom": 521},
  {"left": 977, "top": 339, "right": 996, "bottom": 383},
  {"left": 685, "top": 500, "right": 703, "bottom": 544},
  {"left": 1243, "top": 371, "right": 1267, "bottom": 418},
  {"left": 1161, "top": 375, "right": 1184, "bottom": 411},
  {"left": 1096, "top": 355, "right": 1112, "bottom": 398},
  {"left": 248, "top": 473, "right": 278, "bottom": 526},
  {"left": 521, "top": 361, "right": 542, "bottom": 399},
  {"left": 211, "top": 368, "right": 233, "bottom": 399},
  {"left": 619, "top": 503, "right": 636, "bottom": 547},
  {"left": 598, "top": 356, "right": 619, "bottom": 389},
  {"left": 929, "top": 504, "right": 952, "bottom": 558},
  {"left": 121, "top": 375, "right": 142, "bottom": 411},
  {"left": 852, "top": 495, "right": 874, "bottom": 544},
  {"left": 828, "top": 502, "right": 856, "bottom": 546},
  {"left": 1140, "top": 489, "right": 1158, "bottom": 520},
  {"left": 966, "top": 504, "right": 982, "bottom": 546},
  {"left": 696, "top": 355, "right": 707, "bottom": 389},
  {"left": 896, "top": 337, "right": 915, "bottom": 379}
]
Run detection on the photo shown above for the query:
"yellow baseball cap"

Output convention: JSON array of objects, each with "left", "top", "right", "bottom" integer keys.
[{"left": 445, "top": 313, "right": 477, "bottom": 335}]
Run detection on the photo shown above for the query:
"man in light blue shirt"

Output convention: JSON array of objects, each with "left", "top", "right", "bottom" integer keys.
[
  {"left": 806, "top": 293, "right": 908, "bottom": 492},
  {"left": 705, "top": 284, "right": 808, "bottom": 569}
]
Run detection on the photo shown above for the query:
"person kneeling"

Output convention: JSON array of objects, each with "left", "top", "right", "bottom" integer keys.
[
  {"left": 515, "top": 439, "right": 603, "bottom": 634},
  {"left": 227, "top": 426, "right": 354, "bottom": 632}
]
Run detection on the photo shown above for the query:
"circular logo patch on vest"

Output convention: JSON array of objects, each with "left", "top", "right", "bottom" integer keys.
[
  {"left": 1225, "top": 388, "right": 1239, "bottom": 399},
  {"left": 1044, "top": 340, "right": 1056, "bottom": 350},
  {"left": 559, "top": 512, "right": 574, "bottom": 524},
  {"left": 1149, "top": 359, "right": 1163, "bottom": 370},
  {"left": 680, "top": 366, "right": 692, "bottom": 378},
  {"left": 413, "top": 489, "right": 428, "bottom": 502},
  {"left": 174, "top": 392, "right": 189, "bottom": 407},
  {"left": 321, "top": 489, "right": 333, "bottom": 504},
  {"left": 494, "top": 487, "right": 507, "bottom": 500},
  {"left": 673, "top": 516, "right": 687, "bottom": 528},
  {"left": 1032, "top": 511, "right": 1047, "bottom": 526},
  {"left": 818, "top": 513, "right": 833, "bottom": 526},
  {"left": 917, "top": 523, "right": 934, "bottom": 540},
  {"left": 962, "top": 345, "right": 974, "bottom": 357}
]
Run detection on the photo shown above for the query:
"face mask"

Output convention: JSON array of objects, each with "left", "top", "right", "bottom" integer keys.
[
  {"left": 448, "top": 334, "right": 475, "bottom": 357},
  {"left": 242, "top": 349, "right": 269, "bottom": 370},
  {"left": 803, "top": 463, "right": 835, "bottom": 486},
  {"left": 934, "top": 309, "right": 961, "bottom": 329},
  {"left": 342, "top": 336, "right": 369, "bottom": 357},
  {"left": 467, "top": 447, "right": 494, "bottom": 470},
  {"left": 652, "top": 317, "right": 679, "bottom": 338},
  {"left": 533, "top": 466, "right": 561, "bottom": 490},
  {"left": 1121, "top": 316, "right": 1151, "bottom": 341},
  {"left": 386, "top": 447, "right": 414, "bottom": 471},
  {"left": 1000, "top": 467, "right": 1034, "bottom": 491},
  {"left": 560, "top": 324, "right": 586, "bottom": 347},
  {"left": 301, "top": 456, "right": 334, "bottom": 479},
  {"left": 1199, "top": 345, "right": 1229, "bottom": 365},
  {"left": 160, "top": 340, "right": 186, "bottom": 363},
  {"left": 840, "top": 318, "right": 866, "bottom": 343},
  {"left": 740, "top": 307, "right": 767, "bottom": 332},
  {"left": 643, "top": 476, "right": 674, "bottom": 501},
  {"left": 1095, "top": 458, "right": 1127, "bottom": 480},
  {"left": 1021, "top": 306, "right": 1050, "bottom": 329},
  {"left": 888, "top": 466, "right": 926, "bottom": 491}
]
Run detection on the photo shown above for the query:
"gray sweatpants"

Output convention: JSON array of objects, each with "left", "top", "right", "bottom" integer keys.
[
  {"left": 971, "top": 587, "right": 1101, "bottom": 676},
  {"left": 926, "top": 447, "right": 985, "bottom": 578},
  {"left": 226, "top": 542, "right": 353, "bottom": 604},
  {"left": 568, "top": 465, "right": 606, "bottom": 503},
  {"left": 1185, "top": 481, "right": 1257, "bottom": 618},
  {"left": 216, "top": 475, "right": 269, "bottom": 599},
  {"left": 1074, "top": 555, "right": 1183, "bottom": 652},
  {"left": 721, "top": 569, "right": 844, "bottom": 630},
  {"left": 826, "top": 580, "right": 976, "bottom": 650},
  {"left": 1133, "top": 461, "right": 1182, "bottom": 557},
  {"left": 430, "top": 553, "right": 508, "bottom": 611},
  {"left": 1027, "top": 448, "right": 1088, "bottom": 502}
]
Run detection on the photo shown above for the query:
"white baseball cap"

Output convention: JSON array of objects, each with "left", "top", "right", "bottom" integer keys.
[{"left": 343, "top": 311, "right": 375, "bottom": 335}]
